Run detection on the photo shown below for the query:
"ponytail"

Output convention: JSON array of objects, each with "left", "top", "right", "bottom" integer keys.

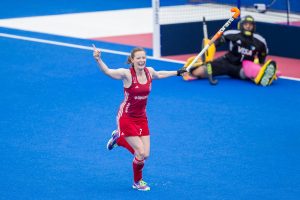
[{"left": 127, "top": 55, "right": 132, "bottom": 64}]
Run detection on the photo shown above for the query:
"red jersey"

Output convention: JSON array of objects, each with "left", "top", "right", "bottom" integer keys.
[{"left": 118, "top": 67, "right": 152, "bottom": 119}]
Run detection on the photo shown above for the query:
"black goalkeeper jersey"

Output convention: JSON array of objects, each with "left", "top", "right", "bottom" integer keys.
[{"left": 216, "top": 30, "right": 268, "bottom": 65}]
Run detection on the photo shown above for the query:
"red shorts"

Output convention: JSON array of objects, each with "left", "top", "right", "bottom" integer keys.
[{"left": 118, "top": 116, "right": 150, "bottom": 137}]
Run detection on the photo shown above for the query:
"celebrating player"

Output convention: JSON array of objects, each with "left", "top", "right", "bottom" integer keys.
[{"left": 93, "top": 45, "right": 186, "bottom": 191}]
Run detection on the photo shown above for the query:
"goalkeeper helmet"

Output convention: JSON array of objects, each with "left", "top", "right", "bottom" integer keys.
[{"left": 238, "top": 15, "right": 256, "bottom": 36}]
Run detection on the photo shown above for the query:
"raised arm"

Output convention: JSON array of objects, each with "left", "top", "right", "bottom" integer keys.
[
  {"left": 92, "top": 44, "right": 127, "bottom": 80},
  {"left": 148, "top": 67, "right": 186, "bottom": 79}
]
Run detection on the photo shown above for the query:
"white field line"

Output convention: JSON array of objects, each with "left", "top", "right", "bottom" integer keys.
[
  {"left": 1, "top": 32, "right": 299, "bottom": 81},
  {"left": 0, "top": 32, "right": 181, "bottom": 63}
]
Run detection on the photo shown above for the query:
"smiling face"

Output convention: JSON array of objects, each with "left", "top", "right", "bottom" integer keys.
[{"left": 131, "top": 50, "right": 146, "bottom": 71}]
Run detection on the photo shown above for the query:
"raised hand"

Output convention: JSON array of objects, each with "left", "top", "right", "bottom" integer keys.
[{"left": 92, "top": 44, "right": 101, "bottom": 60}]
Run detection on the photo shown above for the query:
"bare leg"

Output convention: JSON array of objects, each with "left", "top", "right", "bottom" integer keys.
[
  {"left": 191, "top": 65, "right": 208, "bottom": 78},
  {"left": 140, "top": 136, "right": 150, "bottom": 159},
  {"left": 126, "top": 136, "right": 146, "bottom": 159}
]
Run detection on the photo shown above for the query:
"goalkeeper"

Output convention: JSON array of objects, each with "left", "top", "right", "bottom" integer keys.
[{"left": 184, "top": 15, "right": 280, "bottom": 86}]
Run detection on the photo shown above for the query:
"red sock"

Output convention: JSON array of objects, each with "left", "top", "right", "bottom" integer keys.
[
  {"left": 133, "top": 157, "right": 145, "bottom": 183},
  {"left": 116, "top": 136, "right": 134, "bottom": 154}
]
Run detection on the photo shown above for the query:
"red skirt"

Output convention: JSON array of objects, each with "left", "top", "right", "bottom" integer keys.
[{"left": 118, "top": 116, "right": 150, "bottom": 137}]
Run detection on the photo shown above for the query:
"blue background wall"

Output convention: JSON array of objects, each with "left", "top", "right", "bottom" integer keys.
[{"left": 161, "top": 20, "right": 300, "bottom": 58}]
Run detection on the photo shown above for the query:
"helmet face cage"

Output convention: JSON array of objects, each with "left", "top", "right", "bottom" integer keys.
[{"left": 238, "top": 15, "right": 256, "bottom": 36}]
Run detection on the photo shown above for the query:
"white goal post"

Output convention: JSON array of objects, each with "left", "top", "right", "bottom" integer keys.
[{"left": 152, "top": 0, "right": 161, "bottom": 58}]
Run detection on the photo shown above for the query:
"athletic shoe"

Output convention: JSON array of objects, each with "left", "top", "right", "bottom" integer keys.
[
  {"left": 132, "top": 180, "right": 150, "bottom": 191},
  {"left": 106, "top": 130, "right": 119, "bottom": 150}
]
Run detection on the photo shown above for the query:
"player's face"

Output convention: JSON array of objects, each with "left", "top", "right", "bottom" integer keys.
[
  {"left": 132, "top": 51, "right": 146, "bottom": 70},
  {"left": 243, "top": 22, "right": 254, "bottom": 32}
]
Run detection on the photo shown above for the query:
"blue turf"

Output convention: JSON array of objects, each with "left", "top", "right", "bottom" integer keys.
[{"left": 1, "top": 29, "right": 300, "bottom": 199}]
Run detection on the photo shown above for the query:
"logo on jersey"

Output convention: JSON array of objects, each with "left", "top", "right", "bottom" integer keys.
[
  {"left": 134, "top": 95, "right": 148, "bottom": 100},
  {"left": 238, "top": 46, "right": 253, "bottom": 56}
]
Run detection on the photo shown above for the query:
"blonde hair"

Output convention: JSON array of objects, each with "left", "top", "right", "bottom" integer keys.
[{"left": 127, "top": 47, "right": 146, "bottom": 64}]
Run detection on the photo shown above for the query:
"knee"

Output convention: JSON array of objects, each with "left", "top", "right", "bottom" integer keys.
[
  {"left": 143, "top": 152, "right": 150, "bottom": 160},
  {"left": 135, "top": 149, "right": 150, "bottom": 160},
  {"left": 134, "top": 148, "right": 145, "bottom": 159}
]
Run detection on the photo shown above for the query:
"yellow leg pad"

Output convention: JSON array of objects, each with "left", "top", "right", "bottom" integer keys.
[
  {"left": 254, "top": 60, "right": 277, "bottom": 86},
  {"left": 184, "top": 56, "right": 203, "bottom": 68},
  {"left": 203, "top": 39, "right": 216, "bottom": 62}
]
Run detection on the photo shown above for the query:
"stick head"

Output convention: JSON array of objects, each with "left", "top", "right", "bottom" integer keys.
[
  {"left": 231, "top": 7, "right": 240, "bottom": 19},
  {"left": 209, "top": 77, "right": 218, "bottom": 85}
]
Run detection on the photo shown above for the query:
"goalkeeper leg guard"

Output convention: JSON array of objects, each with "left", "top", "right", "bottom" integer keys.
[
  {"left": 184, "top": 56, "right": 203, "bottom": 69},
  {"left": 203, "top": 38, "right": 216, "bottom": 62}
]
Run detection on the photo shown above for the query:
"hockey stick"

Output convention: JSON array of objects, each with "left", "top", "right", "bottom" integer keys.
[
  {"left": 202, "top": 16, "right": 218, "bottom": 85},
  {"left": 185, "top": 7, "right": 240, "bottom": 73}
]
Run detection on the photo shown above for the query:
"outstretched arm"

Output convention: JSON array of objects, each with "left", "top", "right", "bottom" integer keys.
[
  {"left": 148, "top": 67, "right": 186, "bottom": 79},
  {"left": 92, "top": 44, "right": 127, "bottom": 80}
]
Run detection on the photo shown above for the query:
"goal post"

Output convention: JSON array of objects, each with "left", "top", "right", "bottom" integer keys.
[
  {"left": 151, "top": 0, "right": 239, "bottom": 58},
  {"left": 152, "top": 0, "right": 161, "bottom": 58}
]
